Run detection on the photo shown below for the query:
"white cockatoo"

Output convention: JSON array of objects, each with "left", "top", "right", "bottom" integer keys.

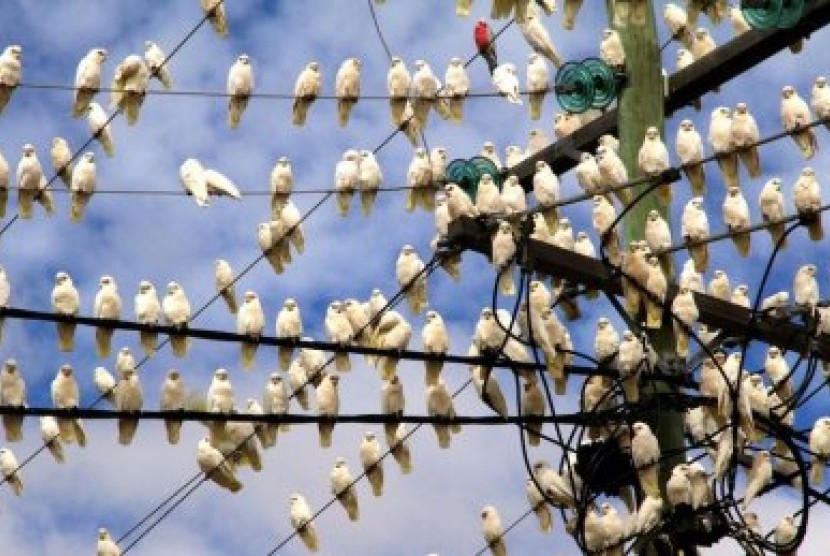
[
  {"left": 197, "top": 437, "right": 242, "bottom": 492},
  {"left": 471, "top": 353, "right": 508, "bottom": 418},
  {"left": 0, "top": 358, "right": 25, "bottom": 442},
  {"left": 289, "top": 493, "right": 319, "bottom": 552},
  {"left": 676, "top": 119, "right": 706, "bottom": 195},
  {"left": 526, "top": 53, "right": 548, "bottom": 121},
  {"left": 492, "top": 221, "right": 517, "bottom": 296},
  {"left": 201, "top": 0, "right": 229, "bottom": 37},
  {"left": 162, "top": 281, "right": 191, "bottom": 357},
  {"left": 731, "top": 102, "right": 761, "bottom": 178},
  {"left": 809, "top": 416, "right": 830, "bottom": 484},
  {"left": 51, "top": 271, "right": 79, "bottom": 352},
  {"left": 592, "top": 194, "right": 622, "bottom": 266},
  {"left": 87, "top": 102, "right": 114, "bottom": 157},
  {"left": 554, "top": 112, "right": 581, "bottom": 139},
  {"left": 115, "top": 368, "right": 143, "bottom": 445},
  {"left": 709, "top": 106, "right": 739, "bottom": 190},
  {"left": 422, "top": 310, "right": 450, "bottom": 386},
  {"left": 410, "top": 59, "right": 441, "bottom": 126},
  {"left": 666, "top": 464, "right": 692, "bottom": 508},
  {"left": 133, "top": 280, "right": 160, "bottom": 356},
  {"left": 387, "top": 56, "right": 411, "bottom": 126},
  {"left": 334, "top": 149, "right": 360, "bottom": 216},
  {"left": 316, "top": 373, "right": 340, "bottom": 447},
  {"left": 144, "top": 40, "right": 171, "bottom": 90},
  {"left": 519, "top": 12, "right": 562, "bottom": 67},
  {"left": 380, "top": 374, "right": 405, "bottom": 447},
  {"left": 276, "top": 298, "right": 303, "bottom": 371},
  {"left": 596, "top": 144, "right": 632, "bottom": 206},
  {"left": 708, "top": 269, "right": 730, "bottom": 301},
  {"left": 812, "top": 76, "right": 830, "bottom": 131},
  {"left": 475, "top": 173, "right": 503, "bottom": 216},
  {"left": 16, "top": 143, "right": 43, "bottom": 220},
  {"left": 758, "top": 177, "right": 787, "bottom": 247},
  {"left": 160, "top": 370, "right": 185, "bottom": 445},
  {"left": 0, "top": 45, "right": 21, "bottom": 115},
  {"left": 575, "top": 152, "right": 603, "bottom": 197},
  {"left": 742, "top": 451, "right": 772, "bottom": 509},
  {"left": 96, "top": 528, "right": 121, "bottom": 556},
  {"left": 481, "top": 505, "right": 507, "bottom": 556},
  {"left": 493, "top": 63, "right": 522, "bottom": 104},
  {"left": 723, "top": 186, "right": 751, "bottom": 256},
  {"left": 109, "top": 54, "right": 150, "bottom": 126},
  {"left": 445, "top": 57, "right": 470, "bottom": 122},
  {"left": 179, "top": 158, "right": 209, "bottom": 207},
  {"left": 261, "top": 374, "right": 288, "bottom": 446},
  {"left": 227, "top": 54, "right": 253, "bottom": 129},
  {"left": 50, "top": 136, "right": 72, "bottom": 188},
  {"left": 396, "top": 245, "right": 429, "bottom": 314},
  {"left": 793, "top": 264, "right": 819, "bottom": 308},
  {"left": 204, "top": 168, "right": 242, "bottom": 201},
  {"left": 671, "top": 287, "right": 699, "bottom": 357},
  {"left": 331, "top": 457, "right": 359, "bottom": 521},
  {"left": 635, "top": 496, "right": 663, "bottom": 534},
  {"left": 681, "top": 197, "right": 709, "bottom": 272},
  {"left": 501, "top": 174, "right": 526, "bottom": 215},
  {"left": 533, "top": 160, "right": 560, "bottom": 228},
  {"left": 336, "top": 57, "right": 362, "bottom": 127},
  {"left": 358, "top": 149, "right": 383, "bottom": 216},
  {"left": 426, "top": 378, "right": 460, "bottom": 448},
  {"left": 69, "top": 151, "right": 96, "bottom": 222},
  {"left": 207, "top": 368, "right": 235, "bottom": 416},
  {"left": 793, "top": 166, "right": 824, "bottom": 241},
  {"left": 73, "top": 48, "right": 107, "bottom": 118},
  {"left": 526, "top": 475, "right": 552, "bottom": 533},
  {"left": 292, "top": 60, "right": 321, "bottom": 127},
  {"left": 214, "top": 259, "right": 237, "bottom": 315},
  {"left": 600, "top": 29, "right": 625, "bottom": 70},
  {"left": 324, "top": 301, "right": 353, "bottom": 372},
  {"left": 93, "top": 275, "right": 121, "bottom": 358},
  {"left": 690, "top": 27, "right": 716, "bottom": 60},
  {"left": 237, "top": 291, "right": 264, "bottom": 369},
  {"left": 644, "top": 209, "right": 671, "bottom": 256},
  {"left": 51, "top": 364, "right": 86, "bottom": 446},
  {"left": 40, "top": 416, "right": 64, "bottom": 463},
  {"left": 371, "top": 310, "right": 412, "bottom": 380},
  {"left": 405, "top": 147, "right": 434, "bottom": 212},
  {"left": 631, "top": 421, "right": 660, "bottom": 498},
  {"left": 781, "top": 85, "right": 817, "bottom": 159},
  {"left": 360, "top": 430, "right": 385, "bottom": 496},
  {"left": 618, "top": 329, "right": 645, "bottom": 401},
  {"left": 269, "top": 156, "right": 293, "bottom": 213},
  {"left": 638, "top": 126, "right": 672, "bottom": 205},
  {"left": 664, "top": 4, "right": 692, "bottom": 47}
]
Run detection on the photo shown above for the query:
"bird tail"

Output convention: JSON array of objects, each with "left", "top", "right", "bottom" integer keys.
[
  {"left": 391, "top": 441, "right": 412, "bottom": 474},
  {"left": 17, "top": 190, "right": 33, "bottom": 219},
  {"left": 124, "top": 91, "right": 144, "bottom": 126},
  {"left": 338, "top": 98, "right": 356, "bottom": 127},
  {"left": 2, "top": 415, "right": 22, "bottom": 442},
  {"left": 439, "top": 252, "right": 462, "bottom": 282},
  {"left": 622, "top": 375, "right": 639, "bottom": 404},
  {"left": 278, "top": 345, "right": 293, "bottom": 371},
  {"left": 456, "top": 0, "right": 472, "bottom": 16},
  {"left": 645, "top": 298, "right": 663, "bottom": 329},
  {"left": 690, "top": 243, "right": 708, "bottom": 273},
  {"left": 795, "top": 129, "right": 818, "bottom": 160},
  {"left": 562, "top": 0, "right": 583, "bottom": 30},
  {"left": 97, "top": 132, "right": 115, "bottom": 158},
  {"left": 228, "top": 96, "right": 249, "bottom": 129},
  {"left": 169, "top": 333, "right": 189, "bottom": 358},
  {"left": 293, "top": 98, "right": 310, "bottom": 127},
  {"left": 360, "top": 189, "right": 377, "bottom": 216},
  {"left": 497, "top": 266, "right": 516, "bottom": 296},
  {"left": 0, "top": 86, "right": 13, "bottom": 115},
  {"left": 139, "top": 330, "right": 158, "bottom": 357},
  {"left": 57, "top": 166, "right": 72, "bottom": 188},
  {"left": 72, "top": 419, "right": 87, "bottom": 447},
  {"left": 807, "top": 218, "right": 824, "bottom": 241},
  {"left": 790, "top": 39, "right": 805, "bottom": 54},
  {"left": 738, "top": 147, "right": 762, "bottom": 178},
  {"left": 220, "top": 289, "right": 238, "bottom": 314},
  {"left": 165, "top": 419, "right": 182, "bottom": 445},
  {"left": 766, "top": 222, "right": 787, "bottom": 249},
  {"left": 674, "top": 323, "right": 690, "bottom": 358},
  {"left": 731, "top": 230, "right": 751, "bottom": 257},
  {"left": 534, "top": 504, "right": 553, "bottom": 533},
  {"left": 638, "top": 464, "right": 660, "bottom": 498},
  {"left": 56, "top": 321, "right": 76, "bottom": 352},
  {"left": 298, "top": 525, "right": 319, "bottom": 553},
  {"left": 95, "top": 327, "right": 114, "bottom": 358},
  {"left": 433, "top": 423, "right": 451, "bottom": 448},
  {"left": 240, "top": 341, "right": 258, "bottom": 370},
  {"left": 118, "top": 418, "right": 139, "bottom": 445},
  {"left": 683, "top": 164, "right": 706, "bottom": 196},
  {"left": 716, "top": 153, "right": 740, "bottom": 189},
  {"left": 69, "top": 191, "right": 91, "bottom": 223},
  {"left": 318, "top": 421, "right": 334, "bottom": 447},
  {"left": 425, "top": 360, "right": 443, "bottom": 386},
  {"left": 449, "top": 96, "right": 465, "bottom": 123},
  {"left": 526, "top": 421, "right": 542, "bottom": 447},
  {"left": 0, "top": 189, "right": 7, "bottom": 218},
  {"left": 208, "top": 7, "right": 229, "bottom": 37},
  {"left": 336, "top": 190, "right": 352, "bottom": 216},
  {"left": 46, "top": 438, "right": 65, "bottom": 463}
]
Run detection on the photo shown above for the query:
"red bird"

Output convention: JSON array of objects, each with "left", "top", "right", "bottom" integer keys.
[{"left": 474, "top": 19, "right": 498, "bottom": 75}]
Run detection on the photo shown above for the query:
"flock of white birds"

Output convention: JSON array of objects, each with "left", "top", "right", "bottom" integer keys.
[{"left": 0, "top": 0, "right": 828, "bottom": 554}]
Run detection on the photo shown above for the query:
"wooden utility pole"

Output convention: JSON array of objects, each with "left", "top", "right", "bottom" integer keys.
[{"left": 605, "top": 0, "right": 687, "bottom": 505}]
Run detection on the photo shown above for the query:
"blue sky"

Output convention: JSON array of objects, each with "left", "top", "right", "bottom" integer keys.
[{"left": 0, "top": 1, "right": 829, "bottom": 554}]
